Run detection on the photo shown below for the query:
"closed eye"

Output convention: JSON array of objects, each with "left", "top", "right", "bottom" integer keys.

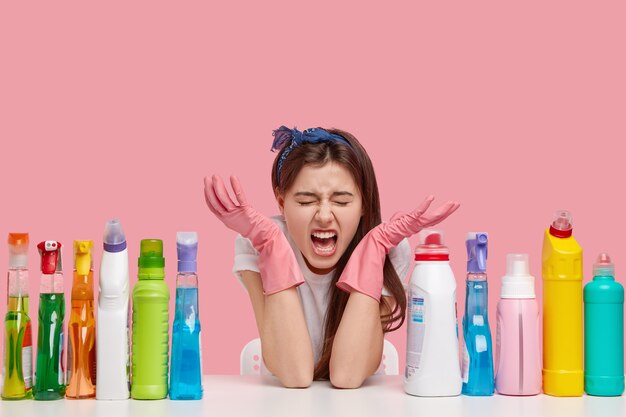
[{"left": 297, "top": 201, "right": 315, "bottom": 206}]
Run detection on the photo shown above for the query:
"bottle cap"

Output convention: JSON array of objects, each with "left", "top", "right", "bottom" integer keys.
[
  {"left": 593, "top": 252, "right": 615, "bottom": 277},
  {"left": 466, "top": 232, "right": 488, "bottom": 273},
  {"left": 549, "top": 210, "right": 573, "bottom": 238},
  {"left": 37, "top": 241, "right": 62, "bottom": 275},
  {"left": 74, "top": 240, "right": 94, "bottom": 275},
  {"left": 501, "top": 253, "right": 536, "bottom": 299},
  {"left": 414, "top": 229, "right": 449, "bottom": 261},
  {"left": 177, "top": 232, "right": 198, "bottom": 273},
  {"left": 103, "top": 219, "right": 127, "bottom": 253},
  {"left": 138, "top": 239, "right": 165, "bottom": 269},
  {"left": 8, "top": 233, "right": 29, "bottom": 268}
]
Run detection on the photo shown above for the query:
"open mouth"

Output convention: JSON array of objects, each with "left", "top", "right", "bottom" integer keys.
[{"left": 310, "top": 230, "right": 338, "bottom": 256}]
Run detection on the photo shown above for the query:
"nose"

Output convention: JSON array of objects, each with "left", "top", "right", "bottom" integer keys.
[{"left": 315, "top": 202, "right": 334, "bottom": 224}]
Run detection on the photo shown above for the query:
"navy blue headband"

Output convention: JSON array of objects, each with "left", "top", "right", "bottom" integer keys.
[{"left": 271, "top": 126, "right": 352, "bottom": 183}]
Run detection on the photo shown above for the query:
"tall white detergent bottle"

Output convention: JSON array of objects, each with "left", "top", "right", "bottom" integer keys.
[
  {"left": 405, "top": 229, "right": 462, "bottom": 396},
  {"left": 96, "top": 219, "right": 130, "bottom": 400}
]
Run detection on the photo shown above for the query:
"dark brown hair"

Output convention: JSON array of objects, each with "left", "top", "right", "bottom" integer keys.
[{"left": 271, "top": 128, "right": 407, "bottom": 380}]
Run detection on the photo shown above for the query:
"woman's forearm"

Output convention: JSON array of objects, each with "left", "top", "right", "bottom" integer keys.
[
  {"left": 263, "top": 288, "right": 315, "bottom": 387},
  {"left": 240, "top": 270, "right": 314, "bottom": 387},
  {"left": 329, "top": 292, "right": 385, "bottom": 388}
]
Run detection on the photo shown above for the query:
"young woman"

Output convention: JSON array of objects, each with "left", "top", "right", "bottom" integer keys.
[{"left": 204, "top": 126, "right": 459, "bottom": 389}]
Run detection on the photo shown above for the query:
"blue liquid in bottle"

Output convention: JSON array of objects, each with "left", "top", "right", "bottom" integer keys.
[
  {"left": 170, "top": 287, "right": 202, "bottom": 399},
  {"left": 462, "top": 232, "right": 494, "bottom": 396},
  {"left": 169, "top": 232, "right": 203, "bottom": 400},
  {"left": 462, "top": 276, "right": 494, "bottom": 395}
]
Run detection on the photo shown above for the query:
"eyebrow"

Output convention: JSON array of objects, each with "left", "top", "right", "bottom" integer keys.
[{"left": 293, "top": 191, "right": 354, "bottom": 198}]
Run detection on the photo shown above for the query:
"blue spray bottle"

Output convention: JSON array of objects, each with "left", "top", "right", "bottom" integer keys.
[
  {"left": 461, "top": 232, "right": 495, "bottom": 396},
  {"left": 169, "top": 232, "right": 203, "bottom": 400}
]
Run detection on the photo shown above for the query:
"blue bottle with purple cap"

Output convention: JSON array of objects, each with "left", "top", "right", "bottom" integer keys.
[
  {"left": 169, "top": 232, "right": 203, "bottom": 400},
  {"left": 461, "top": 232, "right": 495, "bottom": 396}
]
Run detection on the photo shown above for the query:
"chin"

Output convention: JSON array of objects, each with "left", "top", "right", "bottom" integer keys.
[{"left": 304, "top": 253, "right": 341, "bottom": 274}]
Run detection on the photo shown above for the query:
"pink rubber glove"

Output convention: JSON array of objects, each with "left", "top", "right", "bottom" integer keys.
[
  {"left": 337, "top": 196, "right": 460, "bottom": 301},
  {"left": 204, "top": 174, "right": 305, "bottom": 295}
]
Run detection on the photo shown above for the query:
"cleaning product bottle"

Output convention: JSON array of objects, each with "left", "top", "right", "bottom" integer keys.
[
  {"left": 96, "top": 219, "right": 130, "bottom": 400},
  {"left": 2, "top": 233, "right": 33, "bottom": 400},
  {"left": 584, "top": 253, "right": 624, "bottom": 396},
  {"left": 461, "top": 232, "right": 494, "bottom": 396},
  {"left": 169, "top": 232, "right": 203, "bottom": 400},
  {"left": 495, "top": 254, "right": 541, "bottom": 396},
  {"left": 131, "top": 239, "right": 170, "bottom": 400},
  {"left": 542, "top": 210, "right": 583, "bottom": 396},
  {"left": 404, "top": 230, "right": 461, "bottom": 397},
  {"left": 34, "top": 240, "right": 66, "bottom": 400},
  {"left": 66, "top": 240, "right": 97, "bottom": 399}
]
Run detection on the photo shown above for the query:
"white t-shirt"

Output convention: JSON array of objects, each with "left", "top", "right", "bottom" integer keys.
[{"left": 232, "top": 215, "right": 412, "bottom": 371}]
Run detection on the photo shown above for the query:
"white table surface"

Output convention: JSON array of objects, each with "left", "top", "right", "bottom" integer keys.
[{"left": 0, "top": 376, "right": 624, "bottom": 417}]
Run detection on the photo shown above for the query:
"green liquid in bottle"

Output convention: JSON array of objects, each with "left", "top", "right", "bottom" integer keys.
[
  {"left": 2, "top": 296, "right": 33, "bottom": 400},
  {"left": 34, "top": 293, "right": 66, "bottom": 400}
]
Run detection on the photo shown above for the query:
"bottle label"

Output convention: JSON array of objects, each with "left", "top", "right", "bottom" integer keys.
[
  {"left": 405, "top": 289, "right": 426, "bottom": 379},
  {"left": 126, "top": 299, "right": 131, "bottom": 388},
  {"left": 90, "top": 340, "right": 97, "bottom": 385},
  {"left": 199, "top": 330, "right": 204, "bottom": 377},
  {"left": 462, "top": 344, "right": 469, "bottom": 383},
  {"left": 59, "top": 331, "right": 65, "bottom": 386},
  {"left": 66, "top": 336, "right": 73, "bottom": 384},
  {"left": 454, "top": 291, "right": 459, "bottom": 339},
  {"left": 495, "top": 319, "right": 501, "bottom": 376},
  {"left": 475, "top": 335, "right": 487, "bottom": 353},
  {"left": 23, "top": 322, "right": 33, "bottom": 389}
]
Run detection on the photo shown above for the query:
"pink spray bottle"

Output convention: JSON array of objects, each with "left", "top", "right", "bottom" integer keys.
[{"left": 495, "top": 254, "right": 542, "bottom": 395}]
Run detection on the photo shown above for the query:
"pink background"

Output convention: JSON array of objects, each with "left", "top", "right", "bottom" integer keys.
[{"left": 1, "top": 2, "right": 625, "bottom": 375}]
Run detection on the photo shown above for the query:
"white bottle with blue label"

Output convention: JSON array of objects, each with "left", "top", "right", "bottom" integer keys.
[{"left": 404, "top": 230, "right": 462, "bottom": 396}]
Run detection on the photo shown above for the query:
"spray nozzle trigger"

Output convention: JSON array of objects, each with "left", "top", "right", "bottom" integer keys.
[
  {"left": 37, "top": 241, "right": 62, "bottom": 275},
  {"left": 466, "top": 232, "right": 488, "bottom": 273},
  {"left": 476, "top": 233, "right": 488, "bottom": 271}
]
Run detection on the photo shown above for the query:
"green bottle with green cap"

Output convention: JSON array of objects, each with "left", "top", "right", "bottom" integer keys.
[{"left": 131, "top": 239, "right": 170, "bottom": 399}]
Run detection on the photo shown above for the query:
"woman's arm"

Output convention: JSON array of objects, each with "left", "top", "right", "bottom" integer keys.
[
  {"left": 240, "top": 270, "right": 314, "bottom": 388},
  {"left": 328, "top": 293, "right": 394, "bottom": 389}
]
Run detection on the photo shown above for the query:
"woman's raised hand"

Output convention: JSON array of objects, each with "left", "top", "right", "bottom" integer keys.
[
  {"left": 204, "top": 175, "right": 279, "bottom": 246},
  {"left": 204, "top": 174, "right": 304, "bottom": 295},
  {"left": 337, "top": 196, "right": 460, "bottom": 301},
  {"left": 376, "top": 196, "right": 460, "bottom": 248}
]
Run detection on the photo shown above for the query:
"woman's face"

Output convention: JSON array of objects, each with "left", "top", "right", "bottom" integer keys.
[{"left": 278, "top": 162, "right": 363, "bottom": 275}]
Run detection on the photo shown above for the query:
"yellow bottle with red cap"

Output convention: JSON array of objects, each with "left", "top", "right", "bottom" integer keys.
[{"left": 542, "top": 210, "right": 584, "bottom": 396}]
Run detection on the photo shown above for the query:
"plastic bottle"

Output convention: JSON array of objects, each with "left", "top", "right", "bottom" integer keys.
[
  {"left": 461, "top": 232, "right": 494, "bottom": 396},
  {"left": 542, "top": 210, "right": 583, "bottom": 396},
  {"left": 131, "top": 239, "right": 170, "bottom": 400},
  {"left": 2, "top": 233, "right": 33, "bottom": 400},
  {"left": 169, "top": 232, "right": 203, "bottom": 400},
  {"left": 404, "top": 230, "right": 462, "bottom": 397},
  {"left": 584, "top": 253, "right": 624, "bottom": 396},
  {"left": 96, "top": 220, "right": 130, "bottom": 400},
  {"left": 495, "top": 254, "right": 541, "bottom": 396},
  {"left": 66, "top": 240, "right": 97, "bottom": 399},
  {"left": 34, "top": 240, "right": 66, "bottom": 400}
]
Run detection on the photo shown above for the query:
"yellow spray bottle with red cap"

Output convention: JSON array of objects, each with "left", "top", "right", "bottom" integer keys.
[{"left": 542, "top": 210, "right": 583, "bottom": 396}]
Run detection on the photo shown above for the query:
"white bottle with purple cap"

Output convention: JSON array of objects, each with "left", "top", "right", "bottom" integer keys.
[{"left": 96, "top": 219, "right": 130, "bottom": 400}]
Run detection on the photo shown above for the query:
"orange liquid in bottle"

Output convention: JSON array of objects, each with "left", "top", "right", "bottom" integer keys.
[{"left": 65, "top": 270, "right": 96, "bottom": 399}]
